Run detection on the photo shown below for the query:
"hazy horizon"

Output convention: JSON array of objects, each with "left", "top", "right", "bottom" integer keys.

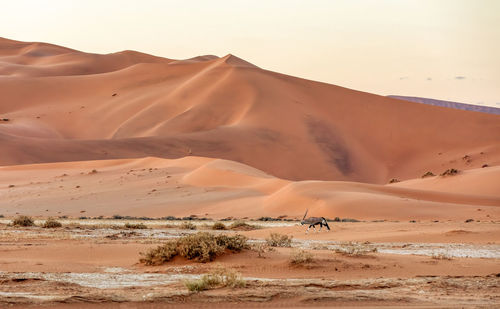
[{"left": 2, "top": 0, "right": 499, "bottom": 107}]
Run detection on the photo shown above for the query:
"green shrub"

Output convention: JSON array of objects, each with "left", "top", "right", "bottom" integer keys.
[
  {"left": 12, "top": 216, "right": 35, "bottom": 227},
  {"left": 265, "top": 233, "right": 292, "bottom": 247},
  {"left": 124, "top": 222, "right": 147, "bottom": 229},
  {"left": 180, "top": 222, "right": 197, "bottom": 230},
  {"left": 212, "top": 222, "right": 227, "bottom": 230},
  {"left": 42, "top": 218, "right": 62, "bottom": 228}
]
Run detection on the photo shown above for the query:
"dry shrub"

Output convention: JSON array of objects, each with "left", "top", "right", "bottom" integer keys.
[
  {"left": 289, "top": 249, "right": 314, "bottom": 265},
  {"left": 140, "top": 232, "right": 248, "bottom": 264},
  {"left": 180, "top": 222, "right": 197, "bottom": 230},
  {"left": 421, "top": 171, "right": 435, "bottom": 178},
  {"left": 334, "top": 242, "right": 377, "bottom": 256},
  {"left": 266, "top": 233, "right": 292, "bottom": 247},
  {"left": 441, "top": 168, "right": 459, "bottom": 176},
  {"left": 12, "top": 216, "right": 35, "bottom": 227},
  {"left": 215, "top": 234, "right": 249, "bottom": 252},
  {"left": 253, "top": 243, "right": 275, "bottom": 258},
  {"left": 140, "top": 242, "right": 178, "bottom": 266},
  {"left": 185, "top": 267, "right": 245, "bottom": 292},
  {"left": 124, "top": 222, "right": 147, "bottom": 229},
  {"left": 229, "top": 220, "right": 258, "bottom": 231},
  {"left": 212, "top": 222, "right": 227, "bottom": 230},
  {"left": 177, "top": 232, "right": 225, "bottom": 262},
  {"left": 42, "top": 218, "right": 62, "bottom": 228}
]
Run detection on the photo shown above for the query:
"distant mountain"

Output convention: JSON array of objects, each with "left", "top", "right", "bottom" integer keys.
[{"left": 388, "top": 95, "right": 500, "bottom": 115}]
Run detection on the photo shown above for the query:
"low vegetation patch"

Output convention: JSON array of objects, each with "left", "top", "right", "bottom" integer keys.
[
  {"left": 431, "top": 252, "right": 453, "bottom": 260},
  {"left": 440, "top": 168, "right": 459, "bottom": 176},
  {"left": 334, "top": 242, "right": 377, "bottom": 256},
  {"left": 112, "top": 215, "right": 156, "bottom": 220},
  {"left": 184, "top": 267, "right": 245, "bottom": 292},
  {"left": 289, "top": 249, "right": 314, "bottom": 265},
  {"left": 252, "top": 243, "right": 275, "bottom": 258},
  {"left": 141, "top": 242, "right": 178, "bottom": 265},
  {"left": 229, "top": 220, "right": 259, "bottom": 231},
  {"left": 215, "top": 234, "right": 248, "bottom": 251},
  {"left": 140, "top": 232, "right": 248, "bottom": 264},
  {"left": 124, "top": 222, "right": 147, "bottom": 229},
  {"left": 42, "top": 218, "right": 62, "bottom": 228},
  {"left": 265, "top": 233, "right": 293, "bottom": 247},
  {"left": 421, "top": 171, "right": 435, "bottom": 178},
  {"left": 12, "top": 216, "right": 35, "bottom": 227},
  {"left": 256, "top": 216, "right": 295, "bottom": 222},
  {"left": 211, "top": 222, "right": 227, "bottom": 230},
  {"left": 180, "top": 222, "right": 197, "bottom": 230},
  {"left": 332, "top": 217, "right": 361, "bottom": 222}
]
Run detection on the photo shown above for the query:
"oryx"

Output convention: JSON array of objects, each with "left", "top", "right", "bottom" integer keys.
[{"left": 300, "top": 209, "right": 330, "bottom": 233}]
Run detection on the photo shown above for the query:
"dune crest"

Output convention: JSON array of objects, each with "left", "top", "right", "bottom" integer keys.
[{"left": 0, "top": 38, "right": 499, "bottom": 185}]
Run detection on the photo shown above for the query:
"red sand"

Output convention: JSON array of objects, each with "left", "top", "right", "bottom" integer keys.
[{"left": 1, "top": 37, "right": 499, "bottom": 185}]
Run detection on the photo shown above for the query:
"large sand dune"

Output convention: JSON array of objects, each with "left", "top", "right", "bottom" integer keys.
[
  {"left": 1, "top": 37, "right": 499, "bottom": 184},
  {"left": 1, "top": 156, "right": 498, "bottom": 220}
]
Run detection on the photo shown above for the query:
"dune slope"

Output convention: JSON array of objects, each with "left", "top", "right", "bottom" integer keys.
[
  {"left": 0, "top": 157, "right": 498, "bottom": 220},
  {"left": 1, "top": 37, "right": 499, "bottom": 184}
]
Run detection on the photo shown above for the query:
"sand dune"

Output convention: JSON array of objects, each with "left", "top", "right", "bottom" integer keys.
[
  {"left": 1, "top": 156, "right": 498, "bottom": 220},
  {"left": 1, "top": 37, "right": 499, "bottom": 184}
]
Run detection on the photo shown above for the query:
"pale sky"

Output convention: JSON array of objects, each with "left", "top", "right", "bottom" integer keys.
[{"left": 2, "top": 0, "right": 499, "bottom": 107}]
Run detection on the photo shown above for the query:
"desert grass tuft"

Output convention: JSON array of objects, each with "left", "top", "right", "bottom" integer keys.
[
  {"left": 185, "top": 267, "right": 245, "bottom": 292},
  {"left": 265, "top": 233, "right": 292, "bottom": 247},
  {"left": 253, "top": 243, "right": 275, "bottom": 258},
  {"left": 180, "top": 222, "right": 197, "bottom": 230},
  {"left": 124, "top": 222, "right": 147, "bottom": 229},
  {"left": 289, "top": 249, "right": 314, "bottom": 265},
  {"left": 334, "top": 242, "right": 377, "bottom": 256},
  {"left": 229, "top": 220, "right": 259, "bottom": 231}
]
